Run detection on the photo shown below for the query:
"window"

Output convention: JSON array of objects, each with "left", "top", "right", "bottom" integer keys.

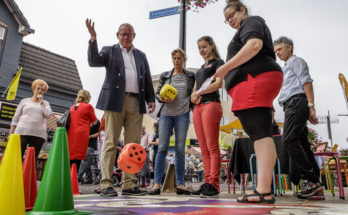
[
  {"left": 0, "top": 27, "right": 5, "bottom": 52},
  {"left": 0, "top": 26, "right": 6, "bottom": 63}
]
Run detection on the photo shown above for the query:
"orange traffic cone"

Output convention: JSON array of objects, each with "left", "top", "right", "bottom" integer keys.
[
  {"left": 70, "top": 163, "right": 79, "bottom": 195},
  {"left": 22, "top": 147, "right": 37, "bottom": 210}
]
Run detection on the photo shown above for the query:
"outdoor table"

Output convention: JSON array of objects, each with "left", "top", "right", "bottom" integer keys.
[{"left": 229, "top": 135, "right": 289, "bottom": 183}]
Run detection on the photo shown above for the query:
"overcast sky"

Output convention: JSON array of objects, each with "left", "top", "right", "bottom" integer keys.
[{"left": 15, "top": 0, "right": 348, "bottom": 148}]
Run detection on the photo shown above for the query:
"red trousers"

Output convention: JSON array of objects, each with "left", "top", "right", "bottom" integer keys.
[{"left": 193, "top": 101, "right": 222, "bottom": 189}]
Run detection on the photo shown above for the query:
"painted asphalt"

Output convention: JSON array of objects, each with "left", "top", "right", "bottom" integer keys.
[{"left": 74, "top": 183, "right": 348, "bottom": 215}]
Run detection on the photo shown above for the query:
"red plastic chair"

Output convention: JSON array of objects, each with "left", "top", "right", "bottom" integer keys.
[
  {"left": 221, "top": 159, "right": 236, "bottom": 193},
  {"left": 314, "top": 144, "right": 345, "bottom": 200}
]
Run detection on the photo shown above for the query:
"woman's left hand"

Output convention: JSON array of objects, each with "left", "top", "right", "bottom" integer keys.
[{"left": 190, "top": 92, "right": 201, "bottom": 105}]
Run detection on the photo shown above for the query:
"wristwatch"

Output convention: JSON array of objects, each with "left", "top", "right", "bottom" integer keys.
[{"left": 308, "top": 103, "right": 315, "bottom": 107}]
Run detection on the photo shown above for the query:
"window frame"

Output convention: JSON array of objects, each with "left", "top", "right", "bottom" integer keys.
[{"left": 0, "top": 24, "right": 8, "bottom": 65}]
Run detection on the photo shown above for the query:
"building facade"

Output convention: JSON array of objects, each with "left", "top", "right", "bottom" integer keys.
[{"left": 0, "top": 0, "right": 82, "bottom": 145}]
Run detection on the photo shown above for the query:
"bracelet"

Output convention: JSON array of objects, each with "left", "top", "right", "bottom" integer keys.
[{"left": 308, "top": 103, "right": 315, "bottom": 107}]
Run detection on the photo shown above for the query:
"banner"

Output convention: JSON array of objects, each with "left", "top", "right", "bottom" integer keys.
[
  {"left": 0, "top": 102, "right": 17, "bottom": 121},
  {"left": 6, "top": 67, "right": 22, "bottom": 101}
]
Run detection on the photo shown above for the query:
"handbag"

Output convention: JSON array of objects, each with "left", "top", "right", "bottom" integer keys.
[{"left": 57, "top": 109, "right": 71, "bottom": 131}]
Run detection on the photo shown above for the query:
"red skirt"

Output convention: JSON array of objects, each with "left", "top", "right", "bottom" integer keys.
[{"left": 228, "top": 71, "right": 283, "bottom": 112}]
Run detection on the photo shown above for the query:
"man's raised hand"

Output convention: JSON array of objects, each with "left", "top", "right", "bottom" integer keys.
[{"left": 85, "top": 18, "right": 96, "bottom": 41}]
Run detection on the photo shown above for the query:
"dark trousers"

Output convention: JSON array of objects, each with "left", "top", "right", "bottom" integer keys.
[
  {"left": 283, "top": 95, "right": 320, "bottom": 185},
  {"left": 20, "top": 135, "right": 45, "bottom": 160},
  {"left": 70, "top": 159, "right": 81, "bottom": 173},
  {"left": 78, "top": 147, "right": 94, "bottom": 181}
]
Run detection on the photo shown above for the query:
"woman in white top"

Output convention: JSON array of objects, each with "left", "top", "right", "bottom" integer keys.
[{"left": 10, "top": 79, "right": 53, "bottom": 159}]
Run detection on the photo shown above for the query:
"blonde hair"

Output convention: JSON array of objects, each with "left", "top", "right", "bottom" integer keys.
[
  {"left": 171, "top": 48, "right": 187, "bottom": 60},
  {"left": 76, "top": 90, "right": 91, "bottom": 103},
  {"left": 31, "top": 79, "right": 49, "bottom": 93}
]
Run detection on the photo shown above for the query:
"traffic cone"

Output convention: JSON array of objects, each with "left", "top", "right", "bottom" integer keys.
[
  {"left": 27, "top": 127, "right": 92, "bottom": 215},
  {"left": 23, "top": 147, "right": 37, "bottom": 210},
  {"left": 0, "top": 134, "right": 25, "bottom": 215},
  {"left": 71, "top": 163, "right": 80, "bottom": 195}
]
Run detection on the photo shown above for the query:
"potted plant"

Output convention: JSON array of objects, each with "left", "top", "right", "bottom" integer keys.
[{"left": 308, "top": 128, "right": 323, "bottom": 152}]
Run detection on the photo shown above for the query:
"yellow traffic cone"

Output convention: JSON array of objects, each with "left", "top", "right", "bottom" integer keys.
[{"left": 0, "top": 134, "right": 25, "bottom": 215}]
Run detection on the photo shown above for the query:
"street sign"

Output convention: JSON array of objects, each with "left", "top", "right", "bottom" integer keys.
[
  {"left": 149, "top": 6, "right": 180, "bottom": 19},
  {"left": 317, "top": 114, "right": 339, "bottom": 124}
]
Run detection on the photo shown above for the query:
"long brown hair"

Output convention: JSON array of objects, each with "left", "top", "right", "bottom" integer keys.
[{"left": 197, "top": 36, "right": 221, "bottom": 59}]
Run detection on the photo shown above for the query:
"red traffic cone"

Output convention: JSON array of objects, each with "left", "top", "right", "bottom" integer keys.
[
  {"left": 70, "top": 163, "right": 79, "bottom": 195},
  {"left": 22, "top": 147, "right": 37, "bottom": 210}
]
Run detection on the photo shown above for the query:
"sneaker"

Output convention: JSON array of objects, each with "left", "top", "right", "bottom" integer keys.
[
  {"left": 100, "top": 187, "right": 118, "bottom": 197},
  {"left": 309, "top": 189, "right": 325, "bottom": 200},
  {"left": 297, "top": 188, "right": 325, "bottom": 200},
  {"left": 122, "top": 186, "right": 148, "bottom": 196},
  {"left": 191, "top": 183, "right": 209, "bottom": 196},
  {"left": 201, "top": 183, "right": 219, "bottom": 198},
  {"left": 297, "top": 182, "right": 323, "bottom": 199}
]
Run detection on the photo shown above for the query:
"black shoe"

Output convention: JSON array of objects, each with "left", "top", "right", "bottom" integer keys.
[
  {"left": 201, "top": 183, "right": 219, "bottom": 198},
  {"left": 191, "top": 183, "right": 209, "bottom": 196},
  {"left": 122, "top": 186, "right": 148, "bottom": 196},
  {"left": 176, "top": 187, "right": 191, "bottom": 195},
  {"left": 78, "top": 177, "right": 84, "bottom": 183},
  {"left": 100, "top": 187, "right": 118, "bottom": 197},
  {"left": 148, "top": 188, "right": 161, "bottom": 195}
]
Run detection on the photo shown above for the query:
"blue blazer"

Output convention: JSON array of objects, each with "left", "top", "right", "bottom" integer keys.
[{"left": 88, "top": 41, "right": 155, "bottom": 114}]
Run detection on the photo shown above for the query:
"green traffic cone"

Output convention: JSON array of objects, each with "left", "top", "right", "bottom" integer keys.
[{"left": 27, "top": 127, "right": 92, "bottom": 215}]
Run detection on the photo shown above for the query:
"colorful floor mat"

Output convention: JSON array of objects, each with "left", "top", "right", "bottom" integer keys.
[{"left": 74, "top": 194, "right": 348, "bottom": 215}]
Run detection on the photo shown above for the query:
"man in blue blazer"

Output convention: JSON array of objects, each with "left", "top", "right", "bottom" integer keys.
[{"left": 86, "top": 19, "right": 155, "bottom": 197}]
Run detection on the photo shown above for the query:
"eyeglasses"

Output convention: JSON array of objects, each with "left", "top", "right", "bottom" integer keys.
[
  {"left": 224, "top": 10, "right": 237, "bottom": 24},
  {"left": 118, "top": 32, "right": 134, "bottom": 38},
  {"left": 35, "top": 86, "right": 45, "bottom": 92}
]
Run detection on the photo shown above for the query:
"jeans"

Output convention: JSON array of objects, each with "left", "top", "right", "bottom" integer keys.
[
  {"left": 193, "top": 102, "right": 222, "bottom": 189},
  {"left": 78, "top": 147, "right": 95, "bottom": 181},
  {"left": 154, "top": 112, "right": 190, "bottom": 186},
  {"left": 283, "top": 95, "right": 320, "bottom": 185}
]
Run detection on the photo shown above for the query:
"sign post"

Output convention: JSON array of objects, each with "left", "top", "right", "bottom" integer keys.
[{"left": 149, "top": 1, "right": 186, "bottom": 53}]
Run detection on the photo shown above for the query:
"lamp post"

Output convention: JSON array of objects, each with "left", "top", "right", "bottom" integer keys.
[{"left": 179, "top": 0, "right": 186, "bottom": 52}]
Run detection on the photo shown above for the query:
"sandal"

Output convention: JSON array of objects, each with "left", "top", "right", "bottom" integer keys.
[{"left": 237, "top": 190, "right": 275, "bottom": 204}]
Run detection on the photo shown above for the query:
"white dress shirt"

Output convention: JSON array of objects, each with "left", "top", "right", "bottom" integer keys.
[{"left": 120, "top": 44, "right": 139, "bottom": 93}]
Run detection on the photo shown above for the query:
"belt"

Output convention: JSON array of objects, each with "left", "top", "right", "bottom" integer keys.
[
  {"left": 201, "top": 99, "right": 220, "bottom": 104},
  {"left": 125, "top": 92, "right": 139, "bottom": 97},
  {"left": 284, "top": 93, "right": 306, "bottom": 106}
]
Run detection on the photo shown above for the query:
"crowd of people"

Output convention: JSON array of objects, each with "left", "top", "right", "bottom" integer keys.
[{"left": 11, "top": 0, "right": 323, "bottom": 204}]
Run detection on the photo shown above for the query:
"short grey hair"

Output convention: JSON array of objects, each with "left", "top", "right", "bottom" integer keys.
[
  {"left": 118, "top": 23, "right": 134, "bottom": 33},
  {"left": 274, "top": 36, "right": 294, "bottom": 53}
]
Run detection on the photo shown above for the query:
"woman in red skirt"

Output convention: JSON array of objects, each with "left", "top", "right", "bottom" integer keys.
[{"left": 214, "top": 0, "right": 283, "bottom": 203}]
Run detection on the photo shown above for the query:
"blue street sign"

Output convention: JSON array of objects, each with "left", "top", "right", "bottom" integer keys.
[{"left": 149, "top": 6, "right": 180, "bottom": 19}]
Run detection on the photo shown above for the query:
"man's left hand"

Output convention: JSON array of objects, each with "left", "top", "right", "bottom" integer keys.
[
  {"left": 308, "top": 107, "right": 318, "bottom": 124},
  {"left": 148, "top": 102, "right": 155, "bottom": 113}
]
